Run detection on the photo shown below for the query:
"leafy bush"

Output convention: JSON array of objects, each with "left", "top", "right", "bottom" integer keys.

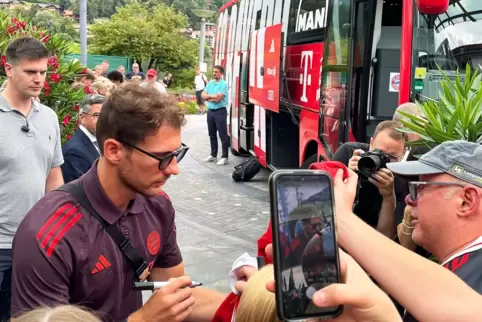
[
  {"left": 0, "top": 12, "right": 86, "bottom": 143},
  {"left": 170, "top": 87, "right": 196, "bottom": 95},
  {"left": 399, "top": 64, "right": 482, "bottom": 148},
  {"left": 171, "top": 68, "right": 196, "bottom": 90},
  {"left": 178, "top": 100, "right": 198, "bottom": 114}
]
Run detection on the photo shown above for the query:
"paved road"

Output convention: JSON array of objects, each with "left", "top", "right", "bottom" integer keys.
[{"left": 143, "top": 114, "right": 270, "bottom": 301}]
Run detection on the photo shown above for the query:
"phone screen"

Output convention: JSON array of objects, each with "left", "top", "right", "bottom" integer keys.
[{"left": 273, "top": 173, "right": 341, "bottom": 319}]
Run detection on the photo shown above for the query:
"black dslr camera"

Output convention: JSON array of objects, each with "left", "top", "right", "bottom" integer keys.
[{"left": 358, "top": 149, "right": 391, "bottom": 178}]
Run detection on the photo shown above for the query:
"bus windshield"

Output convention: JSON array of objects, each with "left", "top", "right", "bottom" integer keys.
[{"left": 411, "top": 0, "right": 482, "bottom": 102}]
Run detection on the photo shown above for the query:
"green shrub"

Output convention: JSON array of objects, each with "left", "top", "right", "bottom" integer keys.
[
  {"left": 171, "top": 68, "right": 196, "bottom": 90},
  {"left": 178, "top": 101, "right": 198, "bottom": 114},
  {"left": 170, "top": 87, "right": 196, "bottom": 95},
  {"left": 399, "top": 64, "right": 482, "bottom": 148}
]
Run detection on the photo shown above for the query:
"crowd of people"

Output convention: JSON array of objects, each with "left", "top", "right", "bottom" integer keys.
[
  {"left": 1, "top": 35, "right": 482, "bottom": 322},
  {"left": 72, "top": 61, "right": 170, "bottom": 98}
]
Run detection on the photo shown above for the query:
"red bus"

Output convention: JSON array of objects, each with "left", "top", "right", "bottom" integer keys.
[{"left": 213, "top": 0, "right": 476, "bottom": 169}]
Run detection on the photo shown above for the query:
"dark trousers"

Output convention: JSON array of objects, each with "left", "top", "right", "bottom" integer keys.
[
  {"left": 207, "top": 108, "right": 229, "bottom": 158},
  {"left": 0, "top": 249, "right": 12, "bottom": 322}
]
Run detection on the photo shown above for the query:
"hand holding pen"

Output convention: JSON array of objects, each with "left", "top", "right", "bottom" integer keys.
[{"left": 127, "top": 276, "right": 196, "bottom": 322}]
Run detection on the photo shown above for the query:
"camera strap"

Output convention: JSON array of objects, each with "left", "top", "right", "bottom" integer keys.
[
  {"left": 56, "top": 182, "right": 149, "bottom": 281},
  {"left": 353, "top": 175, "right": 363, "bottom": 210}
]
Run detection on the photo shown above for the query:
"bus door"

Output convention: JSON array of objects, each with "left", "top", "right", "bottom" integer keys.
[
  {"left": 249, "top": 23, "right": 283, "bottom": 167},
  {"left": 319, "top": 0, "right": 352, "bottom": 154},
  {"left": 346, "top": 0, "right": 377, "bottom": 143}
]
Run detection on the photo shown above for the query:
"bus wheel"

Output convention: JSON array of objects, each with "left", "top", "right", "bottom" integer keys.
[{"left": 300, "top": 154, "right": 318, "bottom": 169}]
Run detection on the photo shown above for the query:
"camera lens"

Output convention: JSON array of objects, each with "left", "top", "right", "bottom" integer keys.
[{"left": 358, "top": 154, "right": 382, "bottom": 175}]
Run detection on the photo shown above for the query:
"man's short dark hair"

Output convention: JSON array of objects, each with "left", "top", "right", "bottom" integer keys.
[
  {"left": 373, "top": 120, "right": 407, "bottom": 142},
  {"left": 107, "top": 70, "right": 124, "bottom": 83},
  {"left": 5, "top": 37, "right": 50, "bottom": 65},
  {"left": 96, "top": 83, "right": 186, "bottom": 155},
  {"left": 213, "top": 65, "right": 224, "bottom": 74}
]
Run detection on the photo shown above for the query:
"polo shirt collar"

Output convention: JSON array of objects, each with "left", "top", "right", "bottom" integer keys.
[
  {"left": 0, "top": 91, "right": 40, "bottom": 113},
  {"left": 80, "top": 161, "right": 144, "bottom": 224}
]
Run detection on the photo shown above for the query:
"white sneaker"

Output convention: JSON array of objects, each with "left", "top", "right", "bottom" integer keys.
[
  {"left": 203, "top": 156, "right": 217, "bottom": 162},
  {"left": 216, "top": 158, "right": 228, "bottom": 165}
]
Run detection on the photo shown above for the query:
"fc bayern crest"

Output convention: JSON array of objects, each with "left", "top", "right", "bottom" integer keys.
[{"left": 147, "top": 231, "right": 161, "bottom": 255}]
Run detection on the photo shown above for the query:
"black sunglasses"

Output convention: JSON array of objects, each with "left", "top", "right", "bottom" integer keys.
[
  {"left": 408, "top": 181, "right": 465, "bottom": 201},
  {"left": 121, "top": 141, "right": 189, "bottom": 170}
]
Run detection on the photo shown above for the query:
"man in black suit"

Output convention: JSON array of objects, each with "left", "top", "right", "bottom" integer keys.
[{"left": 61, "top": 94, "right": 106, "bottom": 183}]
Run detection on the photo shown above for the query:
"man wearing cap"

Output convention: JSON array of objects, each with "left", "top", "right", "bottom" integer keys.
[
  {"left": 142, "top": 69, "right": 167, "bottom": 94},
  {"left": 387, "top": 140, "right": 482, "bottom": 322}
]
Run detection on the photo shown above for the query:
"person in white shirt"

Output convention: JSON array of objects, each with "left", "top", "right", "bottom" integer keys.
[
  {"left": 142, "top": 69, "right": 167, "bottom": 94},
  {"left": 194, "top": 68, "right": 208, "bottom": 114},
  {"left": 61, "top": 94, "right": 106, "bottom": 183}
]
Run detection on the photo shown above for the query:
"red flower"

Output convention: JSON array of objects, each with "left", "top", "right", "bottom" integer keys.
[
  {"left": 81, "top": 68, "right": 88, "bottom": 74},
  {"left": 6, "top": 18, "right": 26, "bottom": 34},
  {"left": 39, "top": 32, "right": 45, "bottom": 37},
  {"left": 43, "top": 81, "right": 51, "bottom": 97},
  {"left": 41, "top": 35, "right": 51, "bottom": 43},
  {"left": 48, "top": 57, "right": 59, "bottom": 71},
  {"left": 74, "top": 104, "right": 79, "bottom": 112},
  {"left": 62, "top": 115, "right": 72, "bottom": 126},
  {"left": 66, "top": 134, "right": 73, "bottom": 140},
  {"left": 50, "top": 73, "right": 61, "bottom": 83},
  {"left": 84, "top": 86, "right": 93, "bottom": 94},
  {"left": 0, "top": 56, "right": 6, "bottom": 66}
]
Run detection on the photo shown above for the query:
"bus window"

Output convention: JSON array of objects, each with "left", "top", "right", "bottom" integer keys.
[
  {"left": 320, "top": 0, "right": 351, "bottom": 154},
  {"left": 412, "top": 0, "right": 482, "bottom": 102},
  {"left": 287, "top": 0, "right": 329, "bottom": 45}
]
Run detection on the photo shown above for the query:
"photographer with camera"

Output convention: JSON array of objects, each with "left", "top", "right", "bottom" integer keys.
[{"left": 332, "top": 121, "right": 407, "bottom": 237}]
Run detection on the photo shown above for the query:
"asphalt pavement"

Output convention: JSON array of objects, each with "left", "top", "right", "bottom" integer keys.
[{"left": 143, "top": 114, "right": 271, "bottom": 302}]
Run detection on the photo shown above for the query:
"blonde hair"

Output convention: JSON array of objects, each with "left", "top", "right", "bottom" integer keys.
[
  {"left": 236, "top": 265, "right": 281, "bottom": 322},
  {"left": 13, "top": 305, "right": 101, "bottom": 322},
  {"left": 91, "top": 81, "right": 108, "bottom": 92},
  {"left": 393, "top": 102, "right": 423, "bottom": 122}
]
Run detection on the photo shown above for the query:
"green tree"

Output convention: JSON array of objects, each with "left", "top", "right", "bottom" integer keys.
[
  {"left": 172, "top": 0, "right": 218, "bottom": 28},
  {"left": 5, "top": 7, "right": 79, "bottom": 43},
  {"left": 0, "top": 11, "right": 87, "bottom": 143},
  {"left": 31, "top": 10, "right": 78, "bottom": 42},
  {"left": 89, "top": 3, "right": 199, "bottom": 79}
]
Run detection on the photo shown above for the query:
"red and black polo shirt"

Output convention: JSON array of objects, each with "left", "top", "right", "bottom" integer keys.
[
  {"left": 10, "top": 163, "right": 182, "bottom": 321},
  {"left": 403, "top": 237, "right": 482, "bottom": 322}
]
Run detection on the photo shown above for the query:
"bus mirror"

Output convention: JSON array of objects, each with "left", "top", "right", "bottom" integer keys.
[{"left": 416, "top": 0, "right": 449, "bottom": 15}]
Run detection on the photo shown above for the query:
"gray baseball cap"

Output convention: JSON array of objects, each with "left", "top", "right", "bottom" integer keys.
[{"left": 387, "top": 140, "right": 482, "bottom": 188}]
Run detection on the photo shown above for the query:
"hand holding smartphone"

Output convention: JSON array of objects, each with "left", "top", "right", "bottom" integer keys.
[{"left": 269, "top": 170, "right": 343, "bottom": 321}]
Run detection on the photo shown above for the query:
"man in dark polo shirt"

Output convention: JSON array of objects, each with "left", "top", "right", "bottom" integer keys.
[{"left": 11, "top": 84, "right": 226, "bottom": 321}]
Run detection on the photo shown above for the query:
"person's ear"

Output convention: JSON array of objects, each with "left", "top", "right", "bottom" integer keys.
[
  {"left": 103, "top": 139, "right": 124, "bottom": 165},
  {"left": 4, "top": 63, "right": 13, "bottom": 77},
  {"left": 457, "top": 186, "right": 480, "bottom": 219}
]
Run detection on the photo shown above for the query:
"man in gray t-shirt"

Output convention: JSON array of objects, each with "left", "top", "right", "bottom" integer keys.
[{"left": 0, "top": 37, "right": 64, "bottom": 321}]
